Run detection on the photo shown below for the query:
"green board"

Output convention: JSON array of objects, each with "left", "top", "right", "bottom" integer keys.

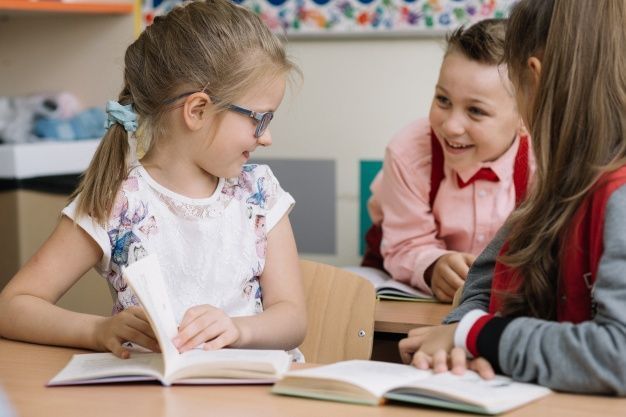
[{"left": 359, "top": 160, "right": 383, "bottom": 255}]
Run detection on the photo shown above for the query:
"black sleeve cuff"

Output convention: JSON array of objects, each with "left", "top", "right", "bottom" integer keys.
[{"left": 476, "top": 316, "right": 514, "bottom": 374}]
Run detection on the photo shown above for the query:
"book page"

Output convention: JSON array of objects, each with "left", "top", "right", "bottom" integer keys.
[
  {"left": 344, "top": 267, "right": 433, "bottom": 300},
  {"left": 393, "top": 371, "right": 551, "bottom": 414},
  {"left": 280, "top": 360, "right": 432, "bottom": 398},
  {"left": 48, "top": 352, "right": 164, "bottom": 386},
  {"left": 376, "top": 279, "right": 434, "bottom": 300},
  {"left": 167, "top": 348, "right": 290, "bottom": 382},
  {"left": 122, "top": 254, "right": 181, "bottom": 373}
]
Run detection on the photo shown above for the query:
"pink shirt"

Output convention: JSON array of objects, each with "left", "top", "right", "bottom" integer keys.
[{"left": 368, "top": 118, "right": 535, "bottom": 294}]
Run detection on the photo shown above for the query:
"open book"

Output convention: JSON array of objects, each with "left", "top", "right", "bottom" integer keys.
[
  {"left": 345, "top": 266, "right": 434, "bottom": 302},
  {"left": 272, "top": 360, "right": 551, "bottom": 415},
  {"left": 49, "top": 254, "right": 290, "bottom": 387}
]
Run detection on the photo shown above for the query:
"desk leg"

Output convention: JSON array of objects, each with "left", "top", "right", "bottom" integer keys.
[{"left": 371, "top": 332, "right": 405, "bottom": 363}]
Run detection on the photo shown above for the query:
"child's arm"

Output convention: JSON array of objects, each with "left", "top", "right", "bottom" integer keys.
[
  {"left": 233, "top": 214, "right": 306, "bottom": 349},
  {"left": 399, "top": 229, "right": 505, "bottom": 376},
  {"left": 173, "top": 214, "right": 306, "bottom": 352},
  {"left": 442, "top": 225, "right": 509, "bottom": 322},
  {"left": 0, "top": 216, "right": 159, "bottom": 357},
  {"left": 485, "top": 188, "right": 626, "bottom": 394},
  {"left": 376, "top": 144, "right": 453, "bottom": 293},
  {"left": 404, "top": 190, "right": 626, "bottom": 394}
]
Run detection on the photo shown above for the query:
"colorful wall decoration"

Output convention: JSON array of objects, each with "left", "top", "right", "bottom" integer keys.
[{"left": 141, "top": 0, "right": 517, "bottom": 36}]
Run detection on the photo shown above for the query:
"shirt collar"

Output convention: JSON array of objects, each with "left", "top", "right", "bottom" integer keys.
[{"left": 453, "top": 135, "right": 521, "bottom": 184}]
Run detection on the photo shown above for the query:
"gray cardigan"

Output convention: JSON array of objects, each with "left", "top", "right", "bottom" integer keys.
[{"left": 444, "top": 185, "right": 626, "bottom": 395}]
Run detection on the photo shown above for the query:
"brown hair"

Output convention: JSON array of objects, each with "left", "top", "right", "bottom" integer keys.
[
  {"left": 500, "top": 0, "right": 626, "bottom": 318},
  {"left": 446, "top": 18, "right": 507, "bottom": 65},
  {"left": 71, "top": 0, "right": 298, "bottom": 224}
]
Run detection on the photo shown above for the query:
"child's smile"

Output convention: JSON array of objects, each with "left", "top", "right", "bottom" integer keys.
[{"left": 429, "top": 51, "right": 520, "bottom": 172}]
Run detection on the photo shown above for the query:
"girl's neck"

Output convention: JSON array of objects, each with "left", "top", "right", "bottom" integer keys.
[{"left": 140, "top": 146, "right": 219, "bottom": 199}]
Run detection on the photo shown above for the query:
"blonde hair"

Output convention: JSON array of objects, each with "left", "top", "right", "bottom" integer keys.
[
  {"left": 501, "top": 0, "right": 626, "bottom": 318},
  {"left": 71, "top": 0, "right": 299, "bottom": 224}
]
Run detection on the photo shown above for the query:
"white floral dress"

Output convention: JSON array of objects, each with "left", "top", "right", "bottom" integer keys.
[{"left": 63, "top": 163, "right": 302, "bottom": 360}]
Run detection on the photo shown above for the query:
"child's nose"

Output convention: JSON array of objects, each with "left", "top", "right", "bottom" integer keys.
[
  {"left": 442, "top": 113, "right": 465, "bottom": 137},
  {"left": 257, "top": 128, "right": 273, "bottom": 147}
]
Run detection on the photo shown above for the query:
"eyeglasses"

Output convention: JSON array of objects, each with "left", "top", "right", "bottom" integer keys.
[
  {"left": 223, "top": 103, "right": 273, "bottom": 138},
  {"left": 163, "top": 91, "right": 274, "bottom": 138}
]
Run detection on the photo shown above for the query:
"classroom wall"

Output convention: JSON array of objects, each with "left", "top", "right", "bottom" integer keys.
[
  {"left": 0, "top": 14, "right": 133, "bottom": 106},
  {"left": 256, "top": 37, "right": 445, "bottom": 267},
  {"left": 0, "top": 14, "right": 445, "bottom": 277}
]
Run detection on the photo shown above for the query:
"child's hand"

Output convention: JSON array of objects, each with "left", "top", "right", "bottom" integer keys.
[
  {"left": 398, "top": 324, "right": 495, "bottom": 379},
  {"left": 429, "top": 252, "right": 476, "bottom": 302},
  {"left": 398, "top": 324, "right": 456, "bottom": 369},
  {"left": 94, "top": 306, "right": 160, "bottom": 359},
  {"left": 173, "top": 305, "right": 240, "bottom": 353}
]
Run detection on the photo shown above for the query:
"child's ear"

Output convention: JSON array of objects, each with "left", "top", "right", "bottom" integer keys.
[
  {"left": 182, "top": 93, "right": 211, "bottom": 131},
  {"left": 527, "top": 56, "right": 542, "bottom": 88}
]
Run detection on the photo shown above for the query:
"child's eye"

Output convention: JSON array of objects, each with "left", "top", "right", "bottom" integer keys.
[
  {"left": 435, "top": 95, "right": 451, "bottom": 107},
  {"left": 468, "top": 106, "right": 488, "bottom": 117}
]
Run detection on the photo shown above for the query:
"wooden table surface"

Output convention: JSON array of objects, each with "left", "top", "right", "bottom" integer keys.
[{"left": 1, "top": 339, "right": 625, "bottom": 417}]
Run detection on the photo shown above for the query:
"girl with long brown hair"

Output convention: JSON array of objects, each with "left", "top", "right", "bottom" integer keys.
[{"left": 399, "top": 0, "right": 626, "bottom": 394}]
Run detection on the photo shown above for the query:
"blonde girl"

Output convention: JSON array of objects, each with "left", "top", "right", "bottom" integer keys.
[{"left": 0, "top": 0, "right": 306, "bottom": 360}]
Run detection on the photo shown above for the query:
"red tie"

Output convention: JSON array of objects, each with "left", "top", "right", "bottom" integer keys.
[{"left": 457, "top": 167, "right": 499, "bottom": 188}]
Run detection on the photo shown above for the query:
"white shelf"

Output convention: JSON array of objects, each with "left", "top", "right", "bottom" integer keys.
[{"left": 0, "top": 140, "right": 100, "bottom": 179}]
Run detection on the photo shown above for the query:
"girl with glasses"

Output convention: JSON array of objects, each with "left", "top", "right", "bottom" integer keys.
[{"left": 0, "top": 0, "right": 306, "bottom": 361}]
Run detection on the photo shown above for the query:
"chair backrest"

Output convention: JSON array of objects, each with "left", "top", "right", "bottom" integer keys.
[{"left": 298, "top": 259, "right": 376, "bottom": 364}]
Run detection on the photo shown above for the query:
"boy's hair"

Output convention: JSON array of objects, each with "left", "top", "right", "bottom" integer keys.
[
  {"left": 501, "top": 0, "right": 626, "bottom": 318},
  {"left": 445, "top": 18, "right": 507, "bottom": 65},
  {"left": 71, "top": 0, "right": 299, "bottom": 224}
]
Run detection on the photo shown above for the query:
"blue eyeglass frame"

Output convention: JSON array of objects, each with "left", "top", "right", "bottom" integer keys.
[{"left": 163, "top": 91, "right": 274, "bottom": 138}]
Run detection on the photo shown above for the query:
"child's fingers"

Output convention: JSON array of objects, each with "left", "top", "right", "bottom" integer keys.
[
  {"left": 411, "top": 351, "right": 432, "bottom": 370},
  {"left": 398, "top": 335, "right": 426, "bottom": 364},
  {"left": 469, "top": 357, "right": 495, "bottom": 379},
  {"left": 203, "top": 328, "right": 237, "bottom": 351},
  {"left": 432, "top": 350, "right": 449, "bottom": 373},
  {"left": 177, "top": 317, "right": 227, "bottom": 352},
  {"left": 447, "top": 256, "right": 471, "bottom": 282},
  {"left": 432, "top": 272, "right": 456, "bottom": 301},
  {"left": 178, "top": 305, "right": 213, "bottom": 329},
  {"left": 441, "top": 268, "right": 465, "bottom": 294},
  {"left": 462, "top": 253, "right": 477, "bottom": 266},
  {"left": 117, "top": 326, "right": 160, "bottom": 353},
  {"left": 107, "top": 339, "right": 130, "bottom": 359},
  {"left": 450, "top": 347, "right": 468, "bottom": 375},
  {"left": 125, "top": 311, "right": 157, "bottom": 339}
]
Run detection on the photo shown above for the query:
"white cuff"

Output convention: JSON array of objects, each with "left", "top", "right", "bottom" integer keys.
[{"left": 454, "top": 309, "right": 488, "bottom": 358}]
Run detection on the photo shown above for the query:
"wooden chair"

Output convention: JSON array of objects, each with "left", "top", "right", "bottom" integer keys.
[{"left": 298, "top": 259, "right": 376, "bottom": 364}]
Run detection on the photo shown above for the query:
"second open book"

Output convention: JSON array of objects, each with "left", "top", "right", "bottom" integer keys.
[
  {"left": 48, "top": 254, "right": 290, "bottom": 386},
  {"left": 272, "top": 360, "right": 551, "bottom": 415}
]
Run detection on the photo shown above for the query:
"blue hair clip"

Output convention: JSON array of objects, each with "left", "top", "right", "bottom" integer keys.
[{"left": 105, "top": 100, "right": 137, "bottom": 133}]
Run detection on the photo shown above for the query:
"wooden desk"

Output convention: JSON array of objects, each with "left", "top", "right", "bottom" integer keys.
[
  {"left": 1, "top": 339, "right": 624, "bottom": 417},
  {"left": 372, "top": 300, "right": 451, "bottom": 362},
  {"left": 374, "top": 300, "right": 452, "bottom": 334}
]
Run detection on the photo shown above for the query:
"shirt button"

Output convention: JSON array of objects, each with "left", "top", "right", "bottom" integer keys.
[
  {"left": 478, "top": 190, "right": 487, "bottom": 198},
  {"left": 477, "top": 234, "right": 485, "bottom": 242}
]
